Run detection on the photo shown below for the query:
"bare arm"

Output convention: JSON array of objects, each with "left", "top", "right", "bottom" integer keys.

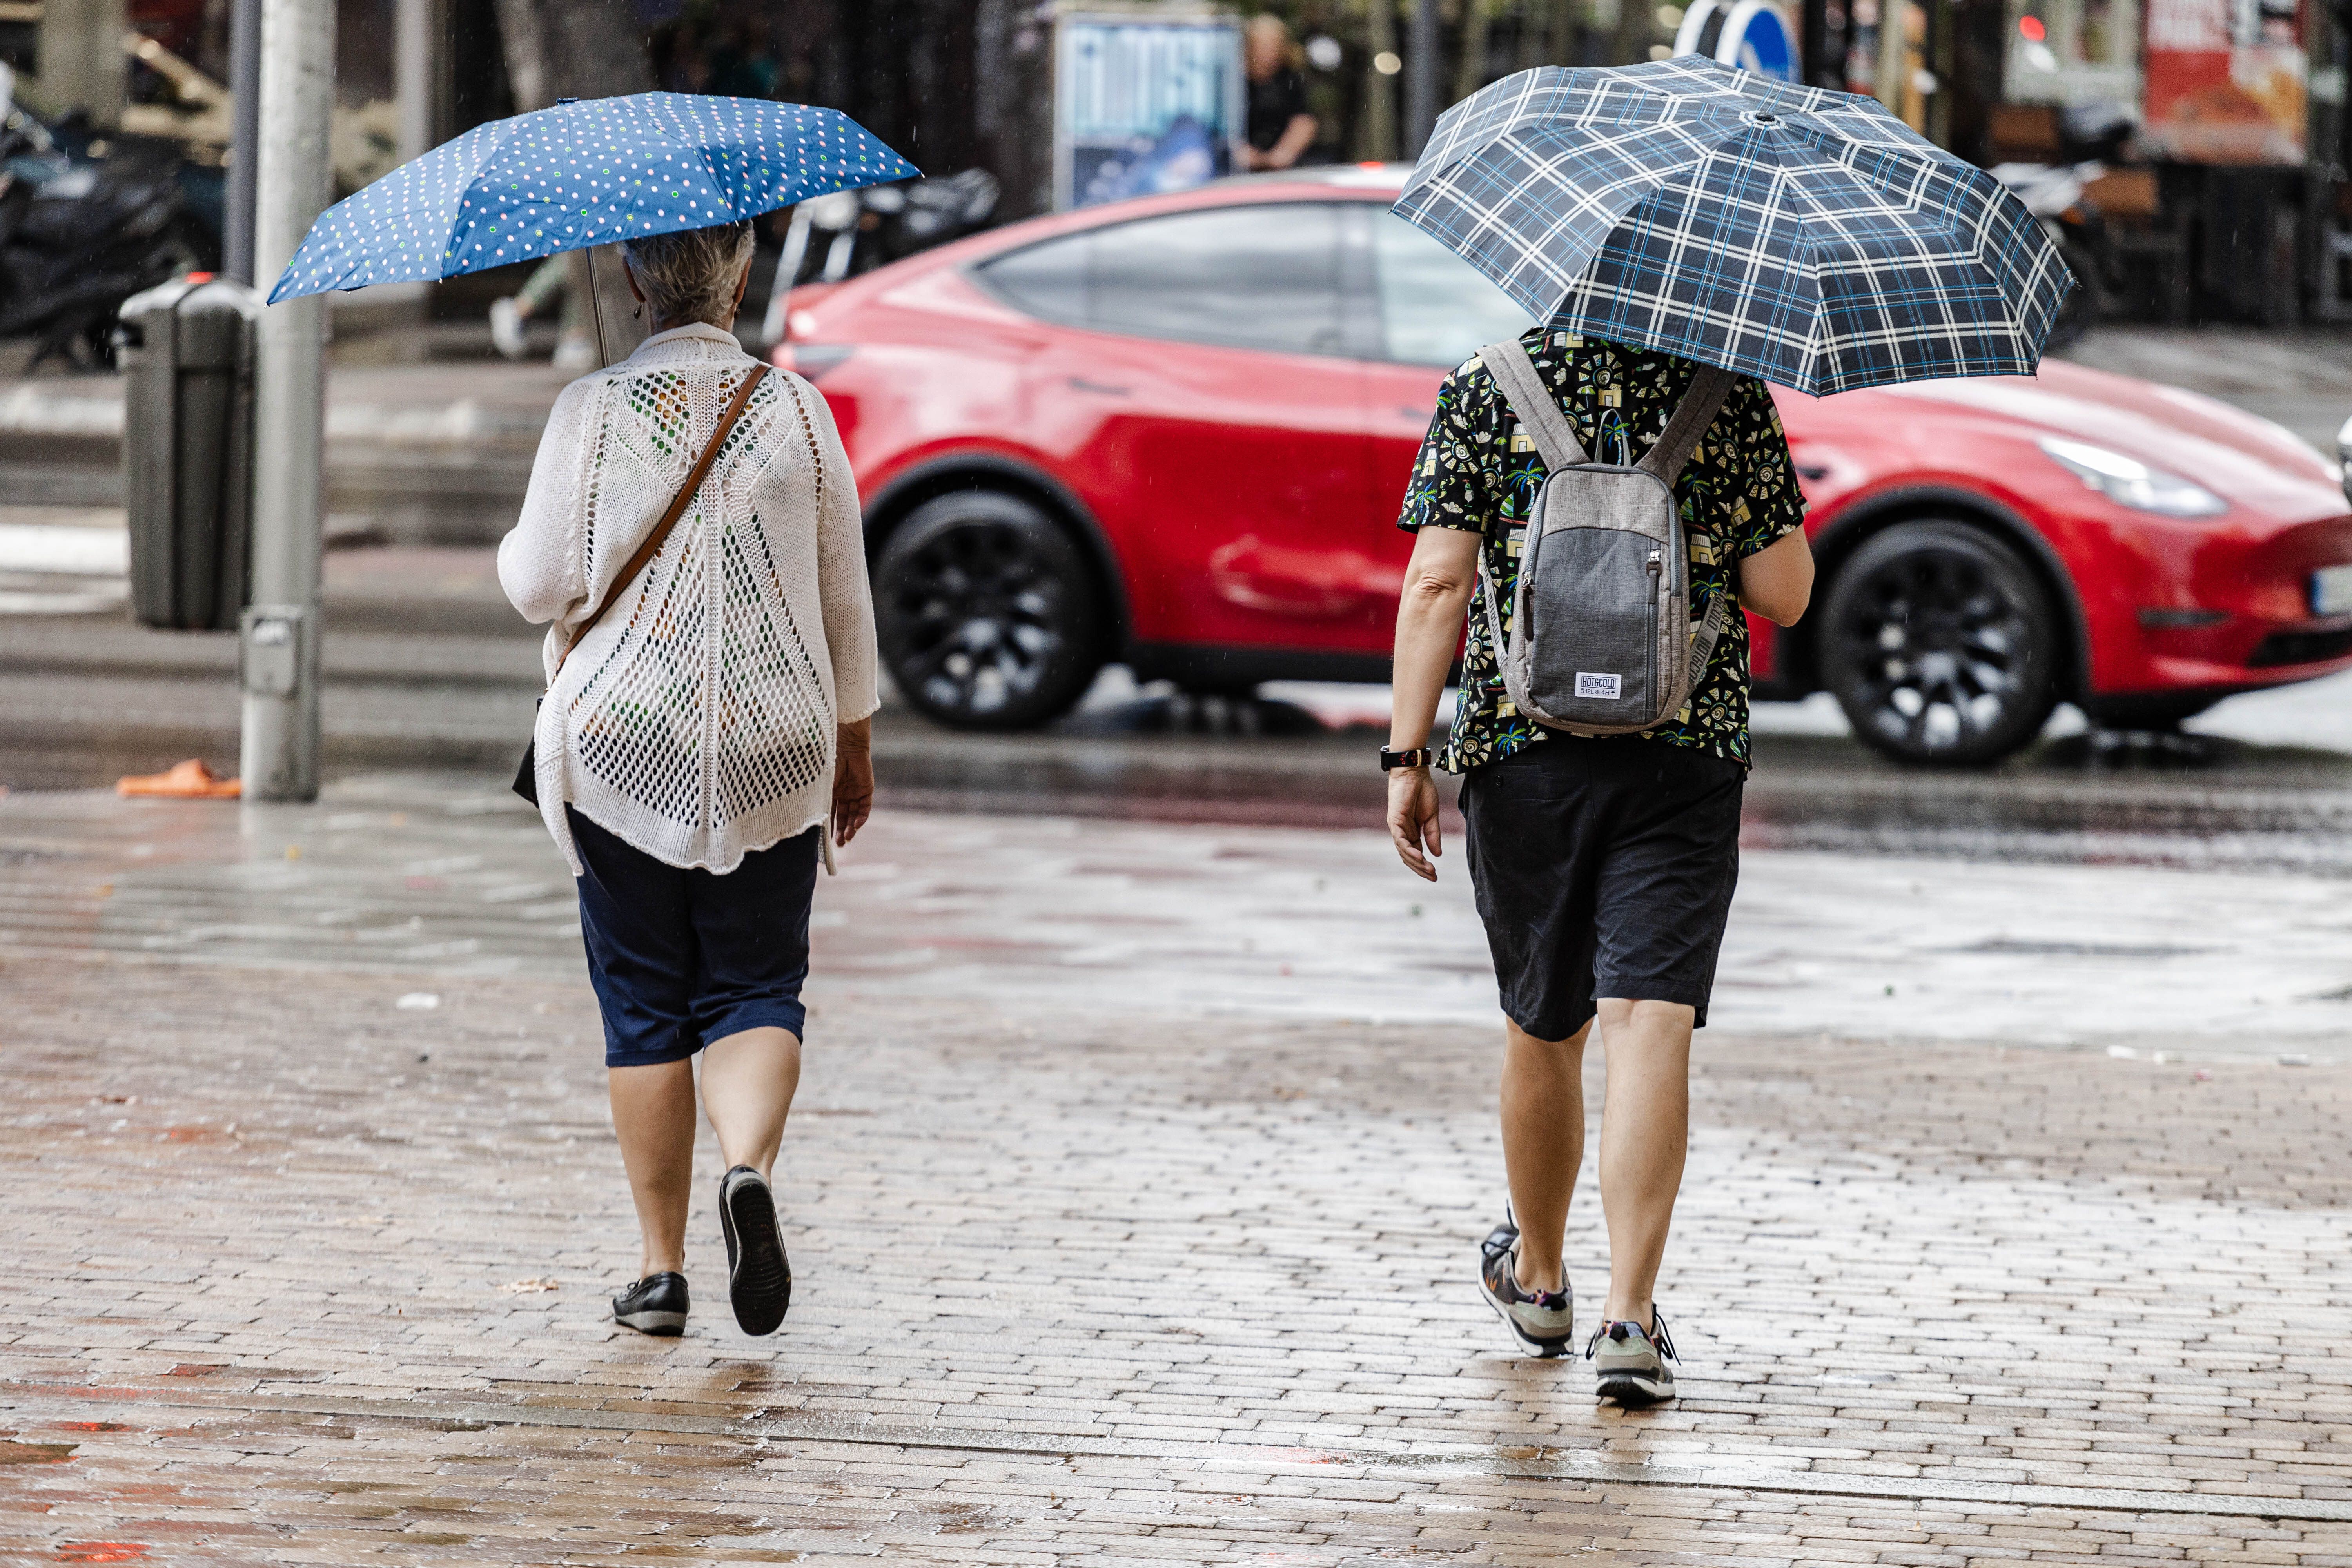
[
  {"left": 1737, "top": 526, "right": 1814, "bottom": 626},
  {"left": 1387, "top": 525, "right": 1482, "bottom": 882},
  {"left": 1261, "top": 113, "right": 1317, "bottom": 170},
  {"left": 833, "top": 715, "right": 871, "bottom": 848}
]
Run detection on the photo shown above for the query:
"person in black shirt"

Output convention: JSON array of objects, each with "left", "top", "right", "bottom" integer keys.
[{"left": 1243, "top": 16, "right": 1318, "bottom": 171}]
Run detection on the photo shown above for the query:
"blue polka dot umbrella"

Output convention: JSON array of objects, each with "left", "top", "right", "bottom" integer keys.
[
  {"left": 266, "top": 93, "right": 918, "bottom": 304},
  {"left": 1394, "top": 59, "right": 2074, "bottom": 396}
]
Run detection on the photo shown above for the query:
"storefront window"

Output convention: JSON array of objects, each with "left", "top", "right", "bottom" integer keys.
[{"left": 2006, "top": 0, "right": 2143, "bottom": 105}]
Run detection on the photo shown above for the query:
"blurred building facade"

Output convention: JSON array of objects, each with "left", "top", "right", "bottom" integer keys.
[{"left": 5, "top": 0, "right": 2348, "bottom": 325}]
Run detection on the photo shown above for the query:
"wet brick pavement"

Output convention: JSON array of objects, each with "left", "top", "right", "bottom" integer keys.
[{"left": 4, "top": 779, "right": 2351, "bottom": 1564}]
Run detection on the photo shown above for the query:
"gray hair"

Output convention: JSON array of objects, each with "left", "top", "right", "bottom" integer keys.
[{"left": 621, "top": 219, "right": 756, "bottom": 326}]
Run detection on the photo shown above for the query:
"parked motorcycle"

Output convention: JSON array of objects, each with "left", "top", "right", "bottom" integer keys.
[
  {"left": 1990, "top": 104, "right": 2136, "bottom": 350},
  {"left": 757, "top": 169, "right": 1000, "bottom": 345},
  {"left": 1, "top": 83, "right": 221, "bottom": 370}
]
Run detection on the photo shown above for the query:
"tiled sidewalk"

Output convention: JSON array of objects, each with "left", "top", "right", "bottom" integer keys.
[{"left": 3, "top": 784, "right": 2351, "bottom": 1563}]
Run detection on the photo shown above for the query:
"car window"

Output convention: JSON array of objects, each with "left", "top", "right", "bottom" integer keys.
[
  {"left": 978, "top": 203, "right": 1349, "bottom": 358},
  {"left": 1372, "top": 213, "right": 1538, "bottom": 368}
]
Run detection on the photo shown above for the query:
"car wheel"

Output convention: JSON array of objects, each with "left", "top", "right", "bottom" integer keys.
[
  {"left": 1821, "top": 520, "right": 2062, "bottom": 766},
  {"left": 875, "top": 490, "right": 1105, "bottom": 731}
]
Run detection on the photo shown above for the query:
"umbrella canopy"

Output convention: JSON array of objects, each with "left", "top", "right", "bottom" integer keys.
[
  {"left": 1393, "top": 58, "right": 2072, "bottom": 397},
  {"left": 268, "top": 93, "right": 916, "bottom": 304}
]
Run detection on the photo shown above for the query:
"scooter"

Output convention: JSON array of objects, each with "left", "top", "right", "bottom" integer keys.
[
  {"left": 756, "top": 169, "right": 1000, "bottom": 346},
  {"left": 0, "top": 74, "right": 220, "bottom": 369},
  {"left": 1990, "top": 104, "right": 2136, "bottom": 349}
]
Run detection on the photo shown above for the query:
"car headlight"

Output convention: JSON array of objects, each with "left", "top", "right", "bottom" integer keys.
[
  {"left": 2038, "top": 437, "right": 2229, "bottom": 518},
  {"left": 2336, "top": 411, "right": 2352, "bottom": 506}
]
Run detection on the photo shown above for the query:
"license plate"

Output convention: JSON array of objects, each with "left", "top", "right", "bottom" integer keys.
[{"left": 2316, "top": 564, "right": 2352, "bottom": 617}]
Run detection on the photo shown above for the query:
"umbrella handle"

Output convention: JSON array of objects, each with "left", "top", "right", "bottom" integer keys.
[{"left": 587, "top": 244, "right": 613, "bottom": 369}]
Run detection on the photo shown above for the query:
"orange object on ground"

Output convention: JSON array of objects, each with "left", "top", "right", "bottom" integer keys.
[{"left": 116, "top": 760, "right": 241, "bottom": 799}]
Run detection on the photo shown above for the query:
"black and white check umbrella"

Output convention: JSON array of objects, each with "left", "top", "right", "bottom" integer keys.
[{"left": 1394, "top": 58, "right": 2073, "bottom": 396}]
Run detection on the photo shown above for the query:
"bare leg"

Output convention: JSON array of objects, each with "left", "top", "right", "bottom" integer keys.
[
  {"left": 1594, "top": 998, "right": 1695, "bottom": 1329},
  {"left": 1500, "top": 1016, "right": 1591, "bottom": 1294},
  {"left": 608, "top": 1060, "right": 697, "bottom": 1278},
  {"left": 699, "top": 1026, "right": 802, "bottom": 1179}
]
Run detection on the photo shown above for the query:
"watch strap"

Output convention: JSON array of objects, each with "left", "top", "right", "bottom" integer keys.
[{"left": 1381, "top": 746, "right": 1432, "bottom": 772}]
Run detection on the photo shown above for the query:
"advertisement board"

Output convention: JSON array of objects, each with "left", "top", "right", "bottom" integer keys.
[
  {"left": 2143, "top": 0, "right": 2306, "bottom": 164},
  {"left": 1054, "top": 13, "right": 1246, "bottom": 211}
]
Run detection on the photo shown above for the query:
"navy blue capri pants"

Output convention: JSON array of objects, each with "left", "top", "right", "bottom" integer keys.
[{"left": 568, "top": 807, "right": 821, "bottom": 1069}]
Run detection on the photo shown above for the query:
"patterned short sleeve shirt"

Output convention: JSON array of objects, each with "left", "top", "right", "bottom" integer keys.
[{"left": 1398, "top": 327, "right": 1808, "bottom": 773}]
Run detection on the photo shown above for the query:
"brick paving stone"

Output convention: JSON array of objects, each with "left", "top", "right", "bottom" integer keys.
[{"left": 3, "top": 788, "right": 2352, "bottom": 1563}]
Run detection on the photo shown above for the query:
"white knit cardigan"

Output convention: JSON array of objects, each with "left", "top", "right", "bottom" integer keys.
[{"left": 498, "top": 323, "right": 878, "bottom": 876}]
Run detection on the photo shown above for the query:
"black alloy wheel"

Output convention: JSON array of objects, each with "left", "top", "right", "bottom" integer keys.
[
  {"left": 874, "top": 490, "right": 1106, "bottom": 731},
  {"left": 1820, "top": 520, "right": 2061, "bottom": 766}
]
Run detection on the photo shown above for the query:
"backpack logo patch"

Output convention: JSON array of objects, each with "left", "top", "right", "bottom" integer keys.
[{"left": 1575, "top": 672, "right": 1622, "bottom": 700}]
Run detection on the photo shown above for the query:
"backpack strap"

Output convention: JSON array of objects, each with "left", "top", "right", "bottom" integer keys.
[
  {"left": 1477, "top": 336, "right": 1588, "bottom": 472},
  {"left": 1637, "top": 363, "right": 1738, "bottom": 486}
]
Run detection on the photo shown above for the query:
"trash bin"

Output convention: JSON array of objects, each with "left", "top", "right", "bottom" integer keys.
[{"left": 116, "top": 276, "right": 260, "bottom": 631}]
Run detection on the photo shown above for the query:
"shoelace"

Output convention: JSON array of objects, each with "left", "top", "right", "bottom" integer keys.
[{"left": 1584, "top": 1310, "right": 1677, "bottom": 1361}]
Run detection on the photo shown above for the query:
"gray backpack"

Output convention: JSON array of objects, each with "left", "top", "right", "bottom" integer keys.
[{"left": 1475, "top": 338, "right": 1737, "bottom": 735}]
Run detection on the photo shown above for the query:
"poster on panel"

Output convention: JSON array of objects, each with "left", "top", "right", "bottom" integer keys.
[{"left": 1054, "top": 13, "right": 1247, "bottom": 211}]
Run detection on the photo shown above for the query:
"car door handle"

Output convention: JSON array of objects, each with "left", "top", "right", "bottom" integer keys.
[
  {"left": 1068, "top": 376, "right": 1130, "bottom": 396},
  {"left": 1399, "top": 406, "right": 1432, "bottom": 423}
]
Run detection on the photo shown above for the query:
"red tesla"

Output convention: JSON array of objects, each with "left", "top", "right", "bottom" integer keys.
[{"left": 773, "top": 168, "right": 2352, "bottom": 765}]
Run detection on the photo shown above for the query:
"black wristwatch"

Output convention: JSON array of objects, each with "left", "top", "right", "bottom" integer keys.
[{"left": 1380, "top": 746, "right": 1432, "bottom": 773}]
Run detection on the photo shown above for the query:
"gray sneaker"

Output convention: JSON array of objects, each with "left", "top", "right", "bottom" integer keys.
[
  {"left": 1477, "top": 1212, "right": 1574, "bottom": 1356},
  {"left": 1588, "top": 1311, "right": 1679, "bottom": 1406}
]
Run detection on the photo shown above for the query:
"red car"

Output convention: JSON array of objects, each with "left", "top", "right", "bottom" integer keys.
[{"left": 773, "top": 168, "right": 2352, "bottom": 764}]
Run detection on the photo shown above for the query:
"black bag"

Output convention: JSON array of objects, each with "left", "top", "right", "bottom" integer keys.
[{"left": 511, "top": 365, "right": 769, "bottom": 807}]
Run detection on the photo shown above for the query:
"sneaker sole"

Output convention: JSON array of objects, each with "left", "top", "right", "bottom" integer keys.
[
  {"left": 614, "top": 1309, "right": 688, "bottom": 1336},
  {"left": 1478, "top": 1278, "right": 1573, "bottom": 1358},
  {"left": 722, "top": 1175, "right": 791, "bottom": 1336},
  {"left": 1595, "top": 1370, "right": 1676, "bottom": 1407}
]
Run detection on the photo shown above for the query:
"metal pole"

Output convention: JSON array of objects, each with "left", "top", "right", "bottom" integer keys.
[
  {"left": 224, "top": 0, "right": 261, "bottom": 284},
  {"left": 240, "top": 0, "right": 334, "bottom": 803},
  {"left": 1405, "top": 0, "right": 1441, "bottom": 158},
  {"left": 394, "top": 0, "right": 435, "bottom": 162}
]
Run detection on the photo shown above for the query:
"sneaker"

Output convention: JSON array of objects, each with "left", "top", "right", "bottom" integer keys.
[
  {"left": 488, "top": 296, "right": 528, "bottom": 359},
  {"left": 1588, "top": 1310, "right": 1679, "bottom": 1406},
  {"left": 717, "top": 1165, "right": 791, "bottom": 1336},
  {"left": 612, "top": 1270, "right": 689, "bottom": 1336},
  {"left": 1477, "top": 1211, "right": 1575, "bottom": 1356},
  {"left": 551, "top": 330, "right": 600, "bottom": 373}
]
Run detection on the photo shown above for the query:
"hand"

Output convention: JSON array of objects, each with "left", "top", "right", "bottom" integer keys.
[
  {"left": 832, "top": 718, "right": 872, "bottom": 848},
  {"left": 1387, "top": 765, "right": 1443, "bottom": 882}
]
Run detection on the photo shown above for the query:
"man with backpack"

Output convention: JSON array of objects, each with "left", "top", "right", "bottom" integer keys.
[{"left": 1383, "top": 327, "right": 1814, "bottom": 1403}]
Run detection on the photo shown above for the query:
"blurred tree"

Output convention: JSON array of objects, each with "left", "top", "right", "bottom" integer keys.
[
  {"left": 1454, "top": 0, "right": 1493, "bottom": 98},
  {"left": 1363, "top": 0, "right": 1398, "bottom": 159}
]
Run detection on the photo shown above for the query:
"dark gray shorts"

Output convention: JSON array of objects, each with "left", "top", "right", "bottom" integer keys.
[{"left": 1458, "top": 737, "right": 1744, "bottom": 1041}]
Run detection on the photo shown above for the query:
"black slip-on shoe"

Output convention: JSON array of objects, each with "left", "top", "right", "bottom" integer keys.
[
  {"left": 612, "top": 1270, "right": 690, "bottom": 1336},
  {"left": 1478, "top": 1210, "right": 1575, "bottom": 1357},
  {"left": 718, "top": 1164, "right": 791, "bottom": 1336}
]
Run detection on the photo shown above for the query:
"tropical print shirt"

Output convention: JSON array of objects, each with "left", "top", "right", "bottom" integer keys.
[{"left": 1398, "top": 327, "right": 1808, "bottom": 773}]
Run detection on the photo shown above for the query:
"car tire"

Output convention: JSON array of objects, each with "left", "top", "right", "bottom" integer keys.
[
  {"left": 875, "top": 490, "right": 1106, "bottom": 731},
  {"left": 1820, "top": 520, "right": 2062, "bottom": 767}
]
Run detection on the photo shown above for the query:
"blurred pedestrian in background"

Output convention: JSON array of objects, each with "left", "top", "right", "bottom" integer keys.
[
  {"left": 488, "top": 256, "right": 599, "bottom": 371},
  {"left": 1384, "top": 329, "right": 1813, "bottom": 1402},
  {"left": 498, "top": 218, "right": 878, "bottom": 1342},
  {"left": 1242, "top": 16, "right": 1319, "bottom": 171}
]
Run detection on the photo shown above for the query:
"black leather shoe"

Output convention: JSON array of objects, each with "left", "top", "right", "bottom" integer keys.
[
  {"left": 612, "top": 1270, "right": 689, "bottom": 1336},
  {"left": 718, "top": 1165, "right": 791, "bottom": 1336}
]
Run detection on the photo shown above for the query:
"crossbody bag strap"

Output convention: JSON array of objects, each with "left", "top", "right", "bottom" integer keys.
[
  {"left": 555, "top": 363, "right": 769, "bottom": 674},
  {"left": 1469, "top": 337, "right": 1590, "bottom": 662}
]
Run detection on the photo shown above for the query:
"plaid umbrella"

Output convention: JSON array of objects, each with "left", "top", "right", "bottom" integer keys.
[{"left": 1393, "top": 58, "right": 2073, "bottom": 396}]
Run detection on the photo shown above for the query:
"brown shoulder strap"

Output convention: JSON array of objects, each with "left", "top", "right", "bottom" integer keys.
[
  {"left": 1637, "top": 363, "right": 1738, "bottom": 486},
  {"left": 557, "top": 364, "right": 768, "bottom": 672}
]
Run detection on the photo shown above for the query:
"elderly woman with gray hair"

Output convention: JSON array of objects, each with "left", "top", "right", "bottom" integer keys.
[{"left": 498, "top": 218, "right": 877, "bottom": 1341}]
